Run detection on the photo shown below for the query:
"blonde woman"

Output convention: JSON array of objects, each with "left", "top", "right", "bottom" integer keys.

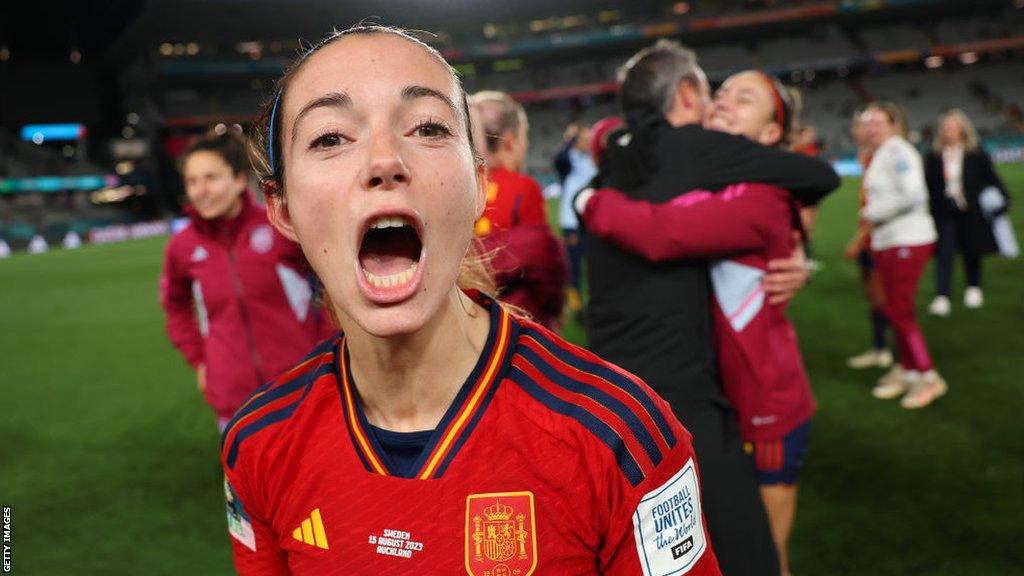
[{"left": 924, "top": 109, "right": 1011, "bottom": 316}]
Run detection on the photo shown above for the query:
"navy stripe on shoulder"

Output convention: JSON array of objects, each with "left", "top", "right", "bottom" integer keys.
[
  {"left": 516, "top": 344, "right": 663, "bottom": 469},
  {"left": 304, "top": 335, "right": 341, "bottom": 361},
  {"left": 521, "top": 326, "right": 676, "bottom": 449},
  {"left": 509, "top": 366, "right": 645, "bottom": 487},
  {"left": 219, "top": 337, "right": 338, "bottom": 450},
  {"left": 224, "top": 361, "right": 334, "bottom": 469}
]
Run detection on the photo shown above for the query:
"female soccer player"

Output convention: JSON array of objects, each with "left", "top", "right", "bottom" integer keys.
[
  {"left": 160, "top": 130, "right": 330, "bottom": 431},
  {"left": 220, "top": 25, "right": 721, "bottom": 576},
  {"left": 860, "top": 102, "right": 946, "bottom": 408},
  {"left": 924, "top": 109, "right": 1010, "bottom": 316},
  {"left": 469, "top": 90, "right": 567, "bottom": 330},
  {"left": 578, "top": 69, "right": 822, "bottom": 576}
]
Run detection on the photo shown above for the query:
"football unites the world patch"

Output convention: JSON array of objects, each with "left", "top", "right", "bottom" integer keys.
[
  {"left": 224, "top": 478, "right": 256, "bottom": 552},
  {"left": 632, "top": 458, "right": 706, "bottom": 576},
  {"left": 465, "top": 491, "right": 537, "bottom": 576}
]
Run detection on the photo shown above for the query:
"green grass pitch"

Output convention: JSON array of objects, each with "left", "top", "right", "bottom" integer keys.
[{"left": 1, "top": 165, "right": 1022, "bottom": 574}]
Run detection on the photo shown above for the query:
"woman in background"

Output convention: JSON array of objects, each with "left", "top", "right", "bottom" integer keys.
[
  {"left": 924, "top": 109, "right": 1010, "bottom": 316},
  {"left": 859, "top": 102, "right": 946, "bottom": 409},
  {"left": 160, "top": 129, "right": 330, "bottom": 431},
  {"left": 470, "top": 90, "right": 568, "bottom": 330}
]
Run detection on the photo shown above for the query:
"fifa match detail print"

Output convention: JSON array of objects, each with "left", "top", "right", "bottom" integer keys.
[
  {"left": 632, "top": 458, "right": 706, "bottom": 576},
  {"left": 465, "top": 491, "right": 537, "bottom": 576}
]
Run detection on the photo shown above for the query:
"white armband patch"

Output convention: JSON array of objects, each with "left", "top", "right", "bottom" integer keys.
[
  {"left": 225, "top": 478, "right": 257, "bottom": 552},
  {"left": 632, "top": 458, "right": 706, "bottom": 576}
]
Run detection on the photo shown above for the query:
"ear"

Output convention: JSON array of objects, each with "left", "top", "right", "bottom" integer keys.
[
  {"left": 759, "top": 123, "right": 783, "bottom": 147},
  {"left": 264, "top": 184, "right": 299, "bottom": 243},
  {"left": 676, "top": 81, "right": 697, "bottom": 112}
]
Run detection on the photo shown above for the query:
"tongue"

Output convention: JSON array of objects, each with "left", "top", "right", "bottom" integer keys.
[{"left": 359, "top": 227, "right": 420, "bottom": 277}]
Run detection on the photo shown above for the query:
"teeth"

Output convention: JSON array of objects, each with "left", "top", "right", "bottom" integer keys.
[
  {"left": 369, "top": 215, "right": 410, "bottom": 230},
  {"left": 363, "top": 262, "right": 418, "bottom": 289}
]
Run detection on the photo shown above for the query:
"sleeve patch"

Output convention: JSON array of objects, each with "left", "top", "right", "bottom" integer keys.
[
  {"left": 225, "top": 478, "right": 257, "bottom": 552},
  {"left": 892, "top": 151, "right": 910, "bottom": 174},
  {"left": 631, "top": 458, "right": 707, "bottom": 576}
]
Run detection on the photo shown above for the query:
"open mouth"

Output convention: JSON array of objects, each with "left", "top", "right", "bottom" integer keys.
[{"left": 358, "top": 215, "right": 423, "bottom": 290}]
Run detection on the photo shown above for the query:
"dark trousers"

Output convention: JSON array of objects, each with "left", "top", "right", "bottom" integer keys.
[
  {"left": 679, "top": 403, "right": 781, "bottom": 576},
  {"left": 563, "top": 228, "right": 585, "bottom": 291},
  {"left": 935, "top": 212, "right": 982, "bottom": 297}
]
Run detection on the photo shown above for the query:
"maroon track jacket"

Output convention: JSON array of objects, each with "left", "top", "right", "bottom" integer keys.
[{"left": 160, "top": 195, "right": 333, "bottom": 419}]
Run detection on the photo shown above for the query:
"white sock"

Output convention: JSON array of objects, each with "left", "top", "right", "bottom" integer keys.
[{"left": 904, "top": 370, "right": 922, "bottom": 383}]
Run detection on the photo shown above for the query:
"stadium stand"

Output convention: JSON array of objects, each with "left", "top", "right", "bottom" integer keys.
[{"left": 2, "top": 0, "right": 1022, "bottom": 249}]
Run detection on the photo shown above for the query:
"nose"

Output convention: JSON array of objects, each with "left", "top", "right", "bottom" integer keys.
[
  {"left": 362, "top": 132, "right": 410, "bottom": 191},
  {"left": 188, "top": 182, "right": 207, "bottom": 200}
]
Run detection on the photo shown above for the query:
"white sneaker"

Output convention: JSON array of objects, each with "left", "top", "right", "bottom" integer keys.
[
  {"left": 964, "top": 287, "right": 984, "bottom": 309},
  {"left": 847, "top": 349, "right": 894, "bottom": 369},
  {"left": 928, "top": 296, "right": 951, "bottom": 317},
  {"left": 901, "top": 372, "right": 948, "bottom": 409},
  {"left": 872, "top": 366, "right": 908, "bottom": 399}
]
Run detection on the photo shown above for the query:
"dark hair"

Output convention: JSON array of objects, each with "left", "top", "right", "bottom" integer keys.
[
  {"left": 617, "top": 39, "right": 704, "bottom": 122},
  {"left": 604, "top": 40, "right": 704, "bottom": 189},
  {"left": 249, "top": 24, "right": 479, "bottom": 194},
  {"left": 181, "top": 129, "right": 250, "bottom": 176}
]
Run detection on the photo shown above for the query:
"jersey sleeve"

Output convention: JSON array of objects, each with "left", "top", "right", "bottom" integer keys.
[
  {"left": 222, "top": 452, "right": 290, "bottom": 575},
  {"left": 159, "top": 240, "right": 204, "bottom": 369},
  {"left": 582, "top": 185, "right": 779, "bottom": 262},
  {"left": 599, "top": 398, "right": 722, "bottom": 576}
]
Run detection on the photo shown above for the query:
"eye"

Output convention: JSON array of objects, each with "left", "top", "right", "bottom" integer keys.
[
  {"left": 412, "top": 120, "right": 453, "bottom": 139},
  {"left": 309, "top": 131, "right": 346, "bottom": 150}
]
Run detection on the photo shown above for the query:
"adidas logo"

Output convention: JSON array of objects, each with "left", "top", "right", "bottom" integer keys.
[{"left": 292, "top": 508, "right": 329, "bottom": 550}]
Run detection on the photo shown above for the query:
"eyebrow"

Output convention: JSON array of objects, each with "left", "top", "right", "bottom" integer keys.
[
  {"left": 291, "top": 91, "right": 352, "bottom": 141},
  {"left": 290, "top": 85, "right": 459, "bottom": 143},
  {"left": 401, "top": 85, "right": 458, "bottom": 118}
]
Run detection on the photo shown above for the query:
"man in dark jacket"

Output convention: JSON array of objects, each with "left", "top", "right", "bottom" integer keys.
[{"left": 583, "top": 40, "right": 839, "bottom": 576}]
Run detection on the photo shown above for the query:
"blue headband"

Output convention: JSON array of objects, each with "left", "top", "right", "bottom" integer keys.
[{"left": 267, "top": 89, "right": 283, "bottom": 177}]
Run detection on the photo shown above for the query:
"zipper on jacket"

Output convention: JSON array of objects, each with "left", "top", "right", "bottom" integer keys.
[{"left": 228, "top": 246, "right": 266, "bottom": 386}]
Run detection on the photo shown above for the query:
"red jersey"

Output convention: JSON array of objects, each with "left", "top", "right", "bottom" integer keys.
[
  {"left": 220, "top": 294, "right": 721, "bottom": 576},
  {"left": 474, "top": 167, "right": 547, "bottom": 236},
  {"left": 480, "top": 222, "right": 568, "bottom": 331},
  {"left": 582, "top": 184, "right": 815, "bottom": 442},
  {"left": 160, "top": 195, "right": 332, "bottom": 419}
]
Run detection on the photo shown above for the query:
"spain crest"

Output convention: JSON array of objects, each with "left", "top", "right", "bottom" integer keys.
[{"left": 465, "top": 491, "right": 537, "bottom": 576}]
